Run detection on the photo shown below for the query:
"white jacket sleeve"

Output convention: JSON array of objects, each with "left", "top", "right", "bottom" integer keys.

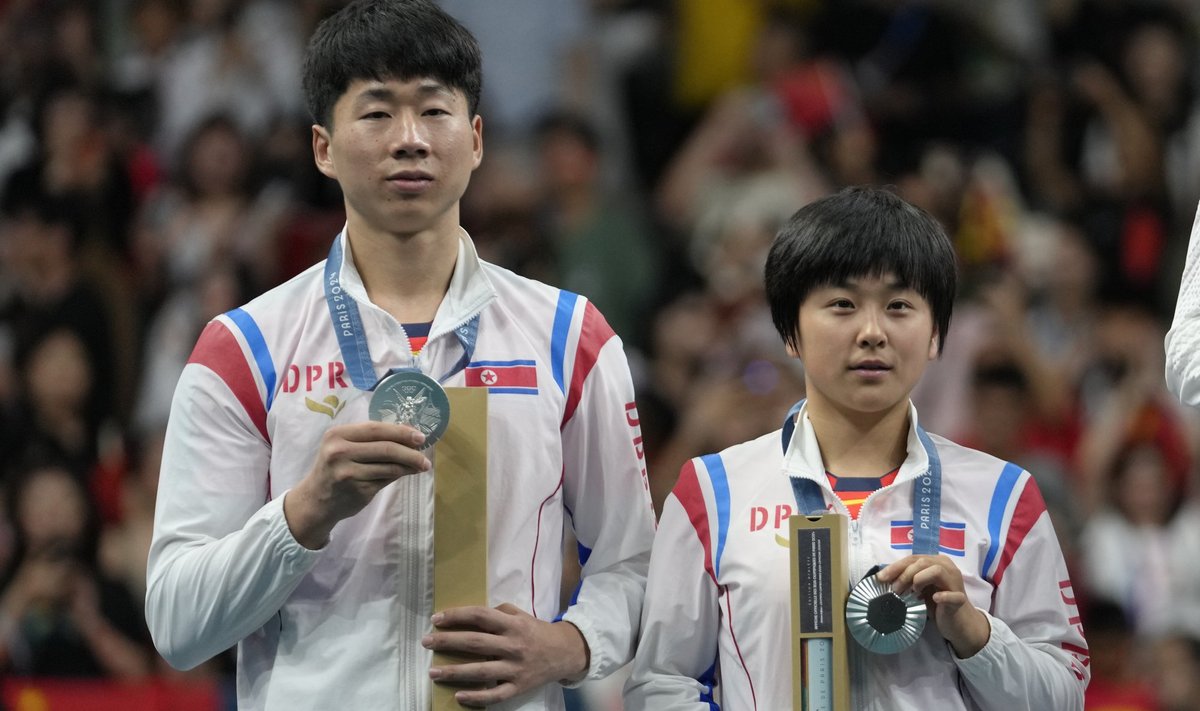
[
  {"left": 145, "top": 361, "right": 320, "bottom": 670},
  {"left": 559, "top": 319, "right": 656, "bottom": 680},
  {"left": 1167, "top": 202, "right": 1200, "bottom": 406},
  {"left": 623, "top": 489, "right": 721, "bottom": 710},
  {"left": 955, "top": 478, "right": 1089, "bottom": 710}
]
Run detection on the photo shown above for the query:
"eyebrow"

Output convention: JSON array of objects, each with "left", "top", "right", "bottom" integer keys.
[
  {"left": 824, "top": 277, "right": 913, "bottom": 293},
  {"left": 352, "top": 82, "right": 455, "bottom": 106}
]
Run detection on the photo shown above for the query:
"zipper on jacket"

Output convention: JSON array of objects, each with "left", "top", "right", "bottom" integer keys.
[
  {"left": 420, "top": 308, "right": 489, "bottom": 381},
  {"left": 399, "top": 475, "right": 425, "bottom": 710}
]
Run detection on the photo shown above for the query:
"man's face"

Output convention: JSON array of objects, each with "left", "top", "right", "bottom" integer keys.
[
  {"left": 313, "top": 77, "right": 482, "bottom": 238},
  {"left": 793, "top": 273, "right": 938, "bottom": 420}
]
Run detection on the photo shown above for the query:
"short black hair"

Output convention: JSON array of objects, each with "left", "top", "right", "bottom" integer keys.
[
  {"left": 764, "top": 186, "right": 957, "bottom": 354},
  {"left": 301, "top": 0, "right": 482, "bottom": 129}
]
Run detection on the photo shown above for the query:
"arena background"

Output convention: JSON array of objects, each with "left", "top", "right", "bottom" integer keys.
[{"left": 0, "top": 1, "right": 1197, "bottom": 709}]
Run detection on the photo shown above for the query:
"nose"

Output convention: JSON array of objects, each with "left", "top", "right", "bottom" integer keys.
[
  {"left": 390, "top": 113, "right": 430, "bottom": 158},
  {"left": 857, "top": 309, "right": 887, "bottom": 348}
]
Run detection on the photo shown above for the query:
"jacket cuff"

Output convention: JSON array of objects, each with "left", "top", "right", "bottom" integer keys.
[{"left": 558, "top": 610, "right": 605, "bottom": 686}]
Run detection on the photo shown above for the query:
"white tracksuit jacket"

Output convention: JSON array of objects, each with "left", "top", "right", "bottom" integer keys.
[
  {"left": 146, "top": 229, "right": 656, "bottom": 710},
  {"left": 625, "top": 402, "right": 1088, "bottom": 710},
  {"left": 1167, "top": 201, "right": 1200, "bottom": 406}
]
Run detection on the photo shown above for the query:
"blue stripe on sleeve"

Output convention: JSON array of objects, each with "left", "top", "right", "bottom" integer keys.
[
  {"left": 226, "top": 308, "right": 277, "bottom": 410},
  {"left": 550, "top": 291, "right": 578, "bottom": 393},
  {"left": 982, "top": 462, "right": 1023, "bottom": 579},
  {"left": 700, "top": 454, "right": 731, "bottom": 578}
]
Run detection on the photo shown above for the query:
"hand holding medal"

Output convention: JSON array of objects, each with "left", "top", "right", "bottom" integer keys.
[{"left": 872, "top": 555, "right": 991, "bottom": 659}]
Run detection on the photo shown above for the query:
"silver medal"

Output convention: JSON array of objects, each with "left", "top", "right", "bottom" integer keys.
[
  {"left": 369, "top": 371, "right": 450, "bottom": 449},
  {"left": 845, "top": 572, "right": 927, "bottom": 654}
]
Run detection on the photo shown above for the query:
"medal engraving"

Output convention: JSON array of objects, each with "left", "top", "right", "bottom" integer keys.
[
  {"left": 369, "top": 371, "right": 451, "bottom": 449},
  {"left": 845, "top": 570, "right": 927, "bottom": 655}
]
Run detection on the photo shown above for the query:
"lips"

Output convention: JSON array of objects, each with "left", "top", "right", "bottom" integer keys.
[
  {"left": 850, "top": 361, "right": 891, "bottom": 372},
  {"left": 388, "top": 169, "right": 433, "bottom": 181},
  {"left": 386, "top": 170, "right": 433, "bottom": 192}
]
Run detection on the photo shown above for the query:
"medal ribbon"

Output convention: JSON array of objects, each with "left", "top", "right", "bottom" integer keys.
[
  {"left": 323, "top": 237, "right": 478, "bottom": 390},
  {"left": 780, "top": 399, "right": 942, "bottom": 556}
]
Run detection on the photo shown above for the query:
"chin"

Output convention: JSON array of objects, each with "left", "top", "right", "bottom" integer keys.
[{"left": 846, "top": 395, "right": 908, "bottom": 417}]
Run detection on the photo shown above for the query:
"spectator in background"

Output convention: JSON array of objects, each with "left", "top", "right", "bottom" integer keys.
[
  {"left": 111, "top": 0, "right": 187, "bottom": 103},
  {"left": 0, "top": 193, "right": 117, "bottom": 467},
  {"left": 1078, "top": 426, "right": 1200, "bottom": 636},
  {"left": 438, "top": 0, "right": 591, "bottom": 143},
  {"left": 959, "top": 357, "right": 1079, "bottom": 549},
  {"left": 1026, "top": 4, "right": 1196, "bottom": 315},
  {"left": 2, "top": 329, "right": 98, "bottom": 484},
  {"left": 654, "top": 45, "right": 826, "bottom": 245},
  {"left": 1, "top": 85, "right": 142, "bottom": 421},
  {"left": 0, "top": 462, "right": 150, "bottom": 679},
  {"left": 153, "top": 0, "right": 304, "bottom": 161},
  {"left": 3, "top": 83, "right": 135, "bottom": 258},
  {"left": 534, "top": 110, "right": 658, "bottom": 350},
  {"left": 133, "top": 113, "right": 289, "bottom": 308}
]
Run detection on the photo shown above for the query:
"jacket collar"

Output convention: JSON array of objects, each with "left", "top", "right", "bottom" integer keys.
[
  {"left": 781, "top": 400, "right": 930, "bottom": 488},
  {"left": 334, "top": 226, "right": 497, "bottom": 337}
]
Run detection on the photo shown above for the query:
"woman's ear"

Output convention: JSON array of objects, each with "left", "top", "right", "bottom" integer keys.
[{"left": 927, "top": 330, "right": 939, "bottom": 360}]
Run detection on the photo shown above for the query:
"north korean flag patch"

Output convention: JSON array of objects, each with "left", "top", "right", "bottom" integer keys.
[
  {"left": 465, "top": 360, "right": 538, "bottom": 395},
  {"left": 890, "top": 520, "right": 967, "bottom": 556}
]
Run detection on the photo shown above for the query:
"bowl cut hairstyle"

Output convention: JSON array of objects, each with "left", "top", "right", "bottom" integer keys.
[
  {"left": 301, "top": 0, "right": 482, "bottom": 129},
  {"left": 765, "top": 186, "right": 957, "bottom": 354}
]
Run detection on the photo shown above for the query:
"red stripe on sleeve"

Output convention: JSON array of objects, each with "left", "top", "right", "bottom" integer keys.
[
  {"left": 561, "top": 301, "right": 616, "bottom": 427},
  {"left": 187, "top": 321, "right": 269, "bottom": 441},
  {"left": 990, "top": 478, "right": 1048, "bottom": 587},
  {"left": 673, "top": 460, "right": 717, "bottom": 584}
]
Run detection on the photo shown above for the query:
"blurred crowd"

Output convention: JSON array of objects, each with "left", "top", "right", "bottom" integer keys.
[{"left": 1, "top": 0, "right": 1200, "bottom": 709}]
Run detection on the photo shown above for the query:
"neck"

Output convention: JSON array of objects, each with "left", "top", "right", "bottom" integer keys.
[
  {"left": 345, "top": 218, "right": 459, "bottom": 324},
  {"left": 805, "top": 398, "right": 910, "bottom": 476}
]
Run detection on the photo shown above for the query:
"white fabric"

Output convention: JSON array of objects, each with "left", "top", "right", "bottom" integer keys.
[
  {"left": 1080, "top": 504, "right": 1200, "bottom": 637},
  {"left": 1166, "top": 202, "right": 1200, "bottom": 407},
  {"left": 146, "top": 228, "right": 655, "bottom": 710},
  {"left": 625, "top": 402, "right": 1088, "bottom": 710}
]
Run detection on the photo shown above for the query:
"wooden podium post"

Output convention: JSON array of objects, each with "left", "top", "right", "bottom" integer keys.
[
  {"left": 790, "top": 514, "right": 851, "bottom": 711},
  {"left": 430, "top": 387, "right": 489, "bottom": 711}
]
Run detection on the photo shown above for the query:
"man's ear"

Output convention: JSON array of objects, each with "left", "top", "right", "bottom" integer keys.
[
  {"left": 928, "top": 330, "right": 939, "bottom": 360},
  {"left": 312, "top": 124, "right": 337, "bottom": 180},
  {"left": 470, "top": 114, "right": 483, "bottom": 170}
]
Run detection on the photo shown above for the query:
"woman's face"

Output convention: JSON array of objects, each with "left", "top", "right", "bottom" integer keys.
[
  {"left": 1116, "top": 445, "right": 1172, "bottom": 526},
  {"left": 18, "top": 467, "right": 87, "bottom": 552},
  {"left": 187, "top": 123, "right": 247, "bottom": 197}
]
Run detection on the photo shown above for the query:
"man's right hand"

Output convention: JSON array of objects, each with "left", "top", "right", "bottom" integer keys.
[{"left": 283, "top": 422, "right": 431, "bottom": 549}]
